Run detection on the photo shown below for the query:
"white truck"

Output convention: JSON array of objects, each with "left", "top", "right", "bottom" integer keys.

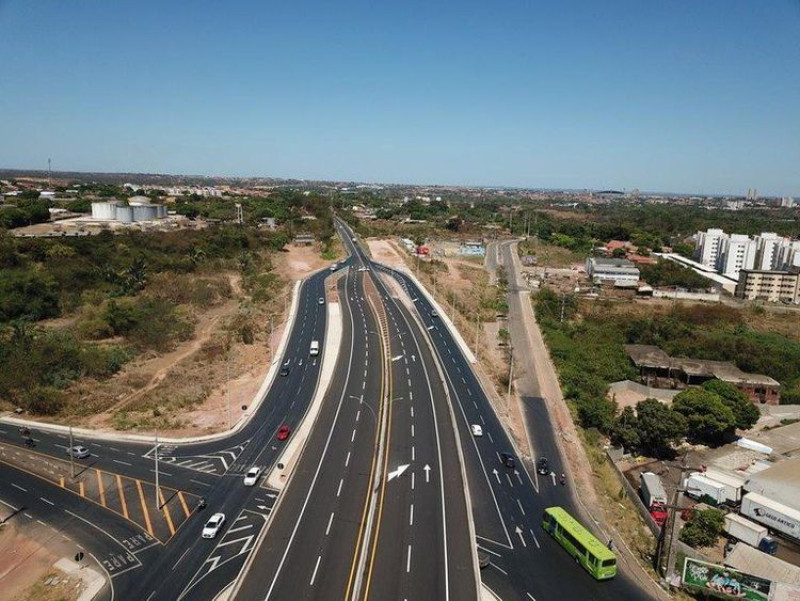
[
  {"left": 310, "top": 340, "right": 320, "bottom": 356},
  {"left": 704, "top": 469, "right": 745, "bottom": 505},
  {"left": 640, "top": 472, "right": 668, "bottom": 527},
  {"left": 684, "top": 473, "right": 727, "bottom": 506},
  {"left": 724, "top": 513, "right": 778, "bottom": 554},
  {"left": 740, "top": 492, "right": 800, "bottom": 541}
]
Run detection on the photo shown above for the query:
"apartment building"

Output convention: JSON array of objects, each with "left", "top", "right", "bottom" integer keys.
[
  {"left": 718, "top": 234, "right": 756, "bottom": 279},
  {"left": 735, "top": 269, "right": 800, "bottom": 303},
  {"left": 696, "top": 228, "right": 726, "bottom": 268}
]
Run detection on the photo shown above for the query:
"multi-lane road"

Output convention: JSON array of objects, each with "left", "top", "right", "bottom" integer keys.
[{"left": 0, "top": 223, "right": 656, "bottom": 601}]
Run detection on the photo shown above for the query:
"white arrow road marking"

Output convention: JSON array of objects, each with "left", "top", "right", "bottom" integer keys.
[
  {"left": 423, "top": 464, "right": 431, "bottom": 483},
  {"left": 411, "top": 354, "right": 416, "bottom": 362},
  {"left": 266, "top": 493, "right": 278, "bottom": 499},
  {"left": 550, "top": 471, "right": 557, "bottom": 486},
  {"left": 387, "top": 464, "right": 410, "bottom": 482},
  {"left": 492, "top": 468, "right": 501, "bottom": 483},
  {"left": 391, "top": 354, "right": 405, "bottom": 362},
  {"left": 515, "top": 526, "right": 527, "bottom": 548}
]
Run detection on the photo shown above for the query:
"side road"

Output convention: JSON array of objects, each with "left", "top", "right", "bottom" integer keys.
[{"left": 499, "top": 240, "right": 668, "bottom": 600}]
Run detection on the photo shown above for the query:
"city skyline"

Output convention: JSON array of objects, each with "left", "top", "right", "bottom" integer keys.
[{"left": 1, "top": 0, "right": 799, "bottom": 196}]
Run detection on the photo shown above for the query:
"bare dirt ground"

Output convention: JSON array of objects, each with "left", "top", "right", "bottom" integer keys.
[
  {"left": 63, "top": 244, "right": 334, "bottom": 436},
  {"left": 0, "top": 524, "right": 80, "bottom": 601}
]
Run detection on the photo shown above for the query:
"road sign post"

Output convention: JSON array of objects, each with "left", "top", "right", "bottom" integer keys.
[{"left": 68, "top": 425, "right": 74, "bottom": 479}]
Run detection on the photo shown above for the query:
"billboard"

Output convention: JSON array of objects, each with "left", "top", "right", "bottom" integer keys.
[{"left": 682, "top": 557, "right": 772, "bottom": 601}]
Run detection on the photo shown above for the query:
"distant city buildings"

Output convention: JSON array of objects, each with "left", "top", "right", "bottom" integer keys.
[{"left": 695, "top": 228, "right": 800, "bottom": 280}]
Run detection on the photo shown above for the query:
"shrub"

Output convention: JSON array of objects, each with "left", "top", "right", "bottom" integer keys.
[{"left": 679, "top": 508, "right": 725, "bottom": 548}]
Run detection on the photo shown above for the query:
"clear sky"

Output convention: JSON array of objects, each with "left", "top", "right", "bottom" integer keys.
[{"left": 1, "top": 1, "right": 799, "bottom": 195}]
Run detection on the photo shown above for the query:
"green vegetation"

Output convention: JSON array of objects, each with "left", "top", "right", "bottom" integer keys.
[
  {"left": 535, "top": 286, "right": 800, "bottom": 457},
  {"left": 679, "top": 508, "right": 725, "bottom": 549},
  {"left": 0, "top": 225, "right": 287, "bottom": 416},
  {"left": 639, "top": 261, "right": 709, "bottom": 290}
]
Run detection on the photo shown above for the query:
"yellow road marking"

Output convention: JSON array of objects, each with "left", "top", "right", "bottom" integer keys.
[
  {"left": 178, "top": 491, "right": 191, "bottom": 518},
  {"left": 96, "top": 469, "right": 106, "bottom": 506},
  {"left": 136, "top": 480, "right": 154, "bottom": 536},
  {"left": 60, "top": 476, "right": 65, "bottom": 488},
  {"left": 79, "top": 481, "right": 85, "bottom": 497},
  {"left": 345, "top": 279, "right": 389, "bottom": 600},
  {"left": 158, "top": 488, "right": 176, "bottom": 537},
  {"left": 116, "top": 474, "right": 129, "bottom": 519}
]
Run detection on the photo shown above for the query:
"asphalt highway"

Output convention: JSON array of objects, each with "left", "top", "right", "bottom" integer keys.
[{"left": 373, "top": 259, "right": 656, "bottom": 601}]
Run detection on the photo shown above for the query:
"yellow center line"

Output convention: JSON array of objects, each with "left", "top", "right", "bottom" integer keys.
[
  {"left": 116, "top": 474, "right": 129, "bottom": 519},
  {"left": 158, "top": 488, "right": 176, "bottom": 537},
  {"left": 96, "top": 469, "right": 106, "bottom": 506},
  {"left": 363, "top": 301, "right": 394, "bottom": 601},
  {"left": 136, "top": 480, "right": 154, "bottom": 536},
  {"left": 178, "top": 491, "right": 191, "bottom": 519}
]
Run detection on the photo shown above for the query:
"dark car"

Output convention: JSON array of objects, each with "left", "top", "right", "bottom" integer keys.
[
  {"left": 279, "top": 365, "right": 290, "bottom": 377},
  {"left": 537, "top": 456, "right": 550, "bottom": 475},
  {"left": 499, "top": 452, "right": 516, "bottom": 469}
]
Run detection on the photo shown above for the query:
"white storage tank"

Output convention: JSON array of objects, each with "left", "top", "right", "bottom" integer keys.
[
  {"left": 91, "top": 201, "right": 118, "bottom": 220},
  {"left": 132, "top": 205, "right": 158, "bottom": 221},
  {"left": 116, "top": 206, "right": 134, "bottom": 223}
]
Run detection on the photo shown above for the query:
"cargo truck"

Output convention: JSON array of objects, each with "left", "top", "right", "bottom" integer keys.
[
  {"left": 740, "top": 492, "right": 800, "bottom": 541},
  {"left": 704, "top": 469, "right": 745, "bottom": 505},
  {"left": 684, "top": 473, "right": 727, "bottom": 506},
  {"left": 723, "top": 513, "right": 777, "bottom": 554},
  {"left": 310, "top": 340, "right": 319, "bottom": 356},
  {"left": 640, "top": 472, "right": 669, "bottom": 527}
]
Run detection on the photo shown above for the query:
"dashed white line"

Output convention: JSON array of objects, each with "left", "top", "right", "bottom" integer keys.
[
  {"left": 337, "top": 479, "right": 344, "bottom": 497},
  {"left": 406, "top": 544, "right": 412, "bottom": 573},
  {"left": 517, "top": 499, "right": 526, "bottom": 515},
  {"left": 40, "top": 497, "right": 54, "bottom": 506},
  {"left": 345, "top": 451, "right": 351, "bottom": 467},
  {"left": 310, "top": 555, "right": 322, "bottom": 586},
  {"left": 326, "top": 512, "right": 335, "bottom": 536},
  {"left": 11, "top": 483, "right": 27, "bottom": 492},
  {"left": 409, "top": 504, "right": 414, "bottom": 526},
  {"left": 351, "top": 429, "right": 356, "bottom": 443}
]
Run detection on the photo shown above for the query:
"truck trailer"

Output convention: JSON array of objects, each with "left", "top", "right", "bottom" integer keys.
[
  {"left": 740, "top": 492, "right": 800, "bottom": 541},
  {"left": 640, "top": 472, "right": 669, "bottom": 527},
  {"left": 685, "top": 473, "right": 727, "bottom": 506},
  {"left": 723, "top": 513, "right": 777, "bottom": 554},
  {"left": 704, "top": 469, "right": 745, "bottom": 505}
]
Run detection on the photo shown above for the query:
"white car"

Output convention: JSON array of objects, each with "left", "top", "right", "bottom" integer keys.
[
  {"left": 202, "top": 513, "right": 226, "bottom": 539},
  {"left": 318, "top": 297, "right": 325, "bottom": 304},
  {"left": 471, "top": 424, "right": 483, "bottom": 437},
  {"left": 243, "top": 467, "right": 262, "bottom": 486},
  {"left": 66, "top": 445, "right": 90, "bottom": 459}
]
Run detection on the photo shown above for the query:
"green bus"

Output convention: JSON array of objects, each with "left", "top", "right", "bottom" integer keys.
[{"left": 541, "top": 506, "right": 617, "bottom": 580}]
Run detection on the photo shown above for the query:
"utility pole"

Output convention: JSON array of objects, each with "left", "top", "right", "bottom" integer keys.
[
  {"left": 154, "top": 430, "right": 160, "bottom": 511},
  {"left": 68, "top": 425, "right": 74, "bottom": 478},
  {"left": 226, "top": 352, "right": 232, "bottom": 429},
  {"left": 507, "top": 349, "right": 514, "bottom": 399},
  {"left": 657, "top": 460, "right": 703, "bottom": 582},
  {"left": 47, "top": 158, "right": 52, "bottom": 189},
  {"left": 474, "top": 314, "right": 481, "bottom": 359}
]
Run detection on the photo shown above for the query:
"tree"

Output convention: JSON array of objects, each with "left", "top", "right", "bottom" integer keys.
[
  {"left": 701, "top": 380, "right": 759, "bottom": 431},
  {"left": 577, "top": 396, "right": 616, "bottom": 431},
  {"left": 679, "top": 508, "right": 725, "bottom": 548},
  {"left": 672, "top": 388, "right": 736, "bottom": 445},
  {"left": 611, "top": 247, "right": 627, "bottom": 259},
  {"left": 634, "top": 398, "right": 686, "bottom": 457},
  {"left": 610, "top": 406, "right": 640, "bottom": 452}
]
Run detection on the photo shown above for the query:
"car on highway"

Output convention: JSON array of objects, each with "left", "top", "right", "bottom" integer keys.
[
  {"left": 431, "top": 310, "right": 438, "bottom": 318},
  {"left": 279, "top": 365, "right": 290, "bottom": 377},
  {"left": 202, "top": 513, "right": 226, "bottom": 539},
  {"left": 471, "top": 424, "right": 483, "bottom": 437},
  {"left": 277, "top": 425, "right": 291, "bottom": 441},
  {"left": 537, "top": 456, "right": 550, "bottom": 475},
  {"left": 329, "top": 263, "right": 338, "bottom": 271},
  {"left": 66, "top": 445, "right": 90, "bottom": 459},
  {"left": 318, "top": 297, "right": 325, "bottom": 304},
  {"left": 243, "top": 467, "right": 262, "bottom": 486},
  {"left": 499, "top": 452, "right": 516, "bottom": 469}
]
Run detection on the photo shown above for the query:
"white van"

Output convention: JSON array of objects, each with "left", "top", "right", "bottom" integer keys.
[{"left": 310, "top": 340, "right": 320, "bottom": 356}]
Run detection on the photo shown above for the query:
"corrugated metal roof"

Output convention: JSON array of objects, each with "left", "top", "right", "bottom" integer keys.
[
  {"left": 744, "top": 457, "right": 800, "bottom": 512},
  {"left": 725, "top": 542, "right": 800, "bottom": 586}
]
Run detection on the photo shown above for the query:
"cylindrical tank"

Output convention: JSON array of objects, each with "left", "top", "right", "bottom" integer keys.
[
  {"left": 132, "top": 205, "right": 158, "bottom": 221},
  {"left": 116, "top": 206, "right": 134, "bottom": 223},
  {"left": 157, "top": 205, "right": 167, "bottom": 218},
  {"left": 91, "top": 202, "right": 117, "bottom": 220},
  {"left": 128, "top": 196, "right": 151, "bottom": 206}
]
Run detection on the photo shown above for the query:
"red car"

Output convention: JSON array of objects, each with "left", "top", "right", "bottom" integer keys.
[{"left": 277, "top": 425, "right": 291, "bottom": 441}]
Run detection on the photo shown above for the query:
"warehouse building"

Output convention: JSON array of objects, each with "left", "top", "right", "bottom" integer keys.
[{"left": 585, "top": 257, "right": 640, "bottom": 287}]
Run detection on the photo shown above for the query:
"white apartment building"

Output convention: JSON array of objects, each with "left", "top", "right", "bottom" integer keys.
[
  {"left": 717, "top": 234, "right": 756, "bottom": 280},
  {"left": 754, "top": 232, "right": 782, "bottom": 270},
  {"left": 696, "top": 228, "right": 726, "bottom": 268},
  {"left": 775, "top": 240, "right": 800, "bottom": 270}
]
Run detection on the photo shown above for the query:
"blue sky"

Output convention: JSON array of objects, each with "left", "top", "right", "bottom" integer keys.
[{"left": 1, "top": 1, "right": 799, "bottom": 195}]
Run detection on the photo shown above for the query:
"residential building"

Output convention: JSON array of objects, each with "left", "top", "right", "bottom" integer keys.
[
  {"left": 717, "top": 234, "right": 756, "bottom": 280},
  {"left": 585, "top": 257, "right": 640, "bottom": 287},
  {"left": 735, "top": 269, "right": 800, "bottom": 304},
  {"left": 696, "top": 228, "right": 726, "bottom": 268},
  {"left": 775, "top": 240, "right": 800, "bottom": 270},
  {"left": 754, "top": 233, "right": 782, "bottom": 270}
]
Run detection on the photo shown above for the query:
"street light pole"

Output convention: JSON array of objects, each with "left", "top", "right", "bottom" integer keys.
[
  {"left": 154, "top": 430, "right": 160, "bottom": 511},
  {"left": 507, "top": 349, "right": 514, "bottom": 399},
  {"left": 68, "top": 425, "right": 74, "bottom": 479}
]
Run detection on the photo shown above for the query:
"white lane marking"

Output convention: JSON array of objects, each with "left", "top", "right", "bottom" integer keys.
[
  {"left": 409, "top": 504, "right": 414, "bottom": 526},
  {"left": 351, "top": 429, "right": 356, "bottom": 443},
  {"left": 345, "top": 451, "right": 351, "bottom": 467},
  {"left": 480, "top": 414, "right": 486, "bottom": 425},
  {"left": 517, "top": 499, "right": 526, "bottom": 515},
  {"left": 406, "top": 544, "right": 412, "bottom": 573},
  {"left": 529, "top": 528, "right": 541, "bottom": 549},
  {"left": 326, "top": 512, "right": 335, "bottom": 536},
  {"left": 491, "top": 562, "right": 509, "bottom": 575},
  {"left": 12, "top": 483, "right": 27, "bottom": 492},
  {"left": 113, "top": 459, "right": 132, "bottom": 467},
  {"left": 40, "top": 497, "right": 55, "bottom": 506},
  {"left": 190, "top": 479, "right": 210, "bottom": 487},
  {"left": 411, "top": 471, "right": 415, "bottom": 490},
  {"left": 411, "top": 446, "right": 415, "bottom": 462},
  {"left": 356, "top": 410, "right": 361, "bottom": 422},
  {"left": 410, "top": 406, "right": 414, "bottom": 418},
  {"left": 310, "top": 555, "right": 322, "bottom": 586},
  {"left": 487, "top": 432, "right": 494, "bottom": 443},
  {"left": 228, "top": 524, "right": 254, "bottom": 534},
  {"left": 337, "top": 479, "right": 344, "bottom": 497},
  {"left": 411, "top": 424, "right": 415, "bottom": 438}
]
